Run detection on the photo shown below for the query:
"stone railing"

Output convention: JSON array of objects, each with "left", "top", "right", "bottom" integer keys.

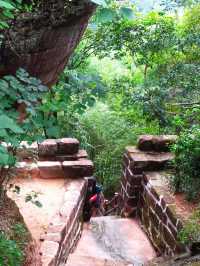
[
  {"left": 14, "top": 138, "right": 94, "bottom": 266},
  {"left": 120, "top": 135, "right": 191, "bottom": 257}
]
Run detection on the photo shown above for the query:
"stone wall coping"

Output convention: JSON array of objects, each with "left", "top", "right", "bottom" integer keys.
[
  {"left": 138, "top": 135, "right": 177, "bottom": 152},
  {"left": 40, "top": 178, "right": 87, "bottom": 265},
  {"left": 125, "top": 146, "right": 174, "bottom": 161},
  {"left": 15, "top": 159, "right": 94, "bottom": 179}
]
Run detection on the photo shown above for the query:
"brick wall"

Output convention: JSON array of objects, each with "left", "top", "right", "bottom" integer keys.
[
  {"left": 120, "top": 135, "right": 189, "bottom": 256},
  {"left": 14, "top": 138, "right": 94, "bottom": 266},
  {"left": 40, "top": 178, "right": 88, "bottom": 266}
]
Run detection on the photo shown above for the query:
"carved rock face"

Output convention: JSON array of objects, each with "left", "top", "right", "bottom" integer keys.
[{"left": 0, "top": 0, "right": 96, "bottom": 86}]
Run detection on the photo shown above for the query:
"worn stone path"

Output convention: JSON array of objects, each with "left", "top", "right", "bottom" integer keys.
[{"left": 66, "top": 216, "right": 156, "bottom": 266}]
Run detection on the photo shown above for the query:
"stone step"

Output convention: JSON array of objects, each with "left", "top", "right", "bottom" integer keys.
[
  {"left": 66, "top": 216, "right": 156, "bottom": 266},
  {"left": 125, "top": 147, "right": 174, "bottom": 174},
  {"left": 138, "top": 135, "right": 177, "bottom": 152},
  {"left": 66, "top": 255, "right": 132, "bottom": 266}
]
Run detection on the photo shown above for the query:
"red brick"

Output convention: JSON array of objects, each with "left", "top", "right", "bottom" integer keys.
[
  {"left": 56, "top": 149, "right": 88, "bottom": 162},
  {"left": 38, "top": 139, "right": 58, "bottom": 157},
  {"left": 62, "top": 160, "right": 93, "bottom": 178},
  {"left": 57, "top": 138, "right": 79, "bottom": 155},
  {"left": 138, "top": 135, "right": 177, "bottom": 152},
  {"left": 38, "top": 161, "right": 64, "bottom": 179}
]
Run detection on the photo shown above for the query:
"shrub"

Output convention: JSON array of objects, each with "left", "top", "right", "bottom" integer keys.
[
  {"left": 172, "top": 126, "right": 200, "bottom": 201},
  {"left": 74, "top": 102, "right": 160, "bottom": 196},
  {"left": 0, "top": 232, "right": 23, "bottom": 266},
  {"left": 179, "top": 207, "right": 200, "bottom": 245}
]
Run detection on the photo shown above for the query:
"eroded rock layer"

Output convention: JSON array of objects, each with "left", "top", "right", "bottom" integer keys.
[{"left": 0, "top": 0, "right": 95, "bottom": 86}]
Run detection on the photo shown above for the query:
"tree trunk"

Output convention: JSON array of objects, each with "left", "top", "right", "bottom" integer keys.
[{"left": 0, "top": 0, "right": 96, "bottom": 87}]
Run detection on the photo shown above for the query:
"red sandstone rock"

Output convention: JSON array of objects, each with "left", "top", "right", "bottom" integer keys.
[
  {"left": 59, "top": 201, "right": 76, "bottom": 219},
  {"left": 62, "top": 160, "right": 94, "bottom": 178},
  {"left": 57, "top": 138, "right": 79, "bottom": 155},
  {"left": 127, "top": 147, "right": 174, "bottom": 174},
  {"left": 41, "top": 232, "right": 62, "bottom": 243},
  {"left": 138, "top": 135, "right": 177, "bottom": 152},
  {"left": 38, "top": 162, "right": 64, "bottom": 179},
  {"left": 56, "top": 149, "right": 88, "bottom": 162},
  {"left": 38, "top": 139, "right": 58, "bottom": 157},
  {"left": 40, "top": 240, "right": 59, "bottom": 256}
]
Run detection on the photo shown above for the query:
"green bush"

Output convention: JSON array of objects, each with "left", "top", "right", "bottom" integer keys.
[
  {"left": 0, "top": 232, "right": 23, "bottom": 266},
  {"left": 179, "top": 207, "right": 200, "bottom": 245},
  {"left": 74, "top": 102, "right": 160, "bottom": 196},
  {"left": 172, "top": 126, "right": 200, "bottom": 201}
]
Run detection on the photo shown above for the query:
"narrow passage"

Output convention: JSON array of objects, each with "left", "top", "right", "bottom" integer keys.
[{"left": 66, "top": 216, "right": 156, "bottom": 266}]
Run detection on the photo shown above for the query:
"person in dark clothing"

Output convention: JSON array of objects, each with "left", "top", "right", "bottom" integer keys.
[{"left": 83, "top": 180, "right": 104, "bottom": 221}]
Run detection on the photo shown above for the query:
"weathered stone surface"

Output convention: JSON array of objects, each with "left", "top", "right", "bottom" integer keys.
[
  {"left": 40, "top": 240, "right": 59, "bottom": 257},
  {"left": 57, "top": 138, "right": 79, "bottom": 155},
  {"left": 38, "top": 161, "right": 64, "bottom": 179},
  {"left": 56, "top": 149, "right": 88, "bottom": 161},
  {"left": 67, "top": 217, "right": 156, "bottom": 266},
  {"left": 129, "top": 151, "right": 174, "bottom": 173},
  {"left": 62, "top": 160, "right": 94, "bottom": 178},
  {"left": 166, "top": 204, "right": 178, "bottom": 227},
  {"left": 41, "top": 232, "right": 62, "bottom": 243},
  {"left": 17, "top": 141, "right": 38, "bottom": 160},
  {"left": 0, "top": 1, "right": 96, "bottom": 87},
  {"left": 38, "top": 139, "right": 58, "bottom": 157},
  {"left": 138, "top": 135, "right": 177, "bottom": 152}
]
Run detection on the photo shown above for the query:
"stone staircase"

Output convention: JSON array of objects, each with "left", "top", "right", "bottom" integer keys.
[{"left": 66, "top": 216, "right": 156, "bottom": 266}]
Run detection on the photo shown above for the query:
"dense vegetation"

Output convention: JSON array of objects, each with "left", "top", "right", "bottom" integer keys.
[{"left": 1, "top": 0, "right": 200, "bottom": 261}]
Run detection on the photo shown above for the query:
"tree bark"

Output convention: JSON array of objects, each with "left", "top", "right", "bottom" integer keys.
[{"left": 0, "top": 0, "right": 96, "bottom": 87}]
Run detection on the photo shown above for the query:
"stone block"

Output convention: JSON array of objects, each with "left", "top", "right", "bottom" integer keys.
[
  {"left": 40, "top": 240, "right": 59, "bottom": 257},
  {"left": 55, "top": 149, "right": 87, "bottom": 161},
  {"left": 62, "top": 160, "right": 94, "bottom": 178},
  {"left": 41, "top": 255, "right": 56, "bottom": 266},
  {"left": 145, "top": 191, "right": 157, "bottom": 209},
  {"left": 155, "top": 204, "right": 165, "bottom": 222},
  {"left": 38, "top": 139, "right": 58, "bottom": 158},
  {"left": 57, "top": 138, "right": 79, "bottom": 155},
  {"left": 129, "top": 151, "right": 174, "bottom": 173},
  {"left": 38, "top": 162, "right": 64, "bottom": 179},
  {"left": 29, "top": 163, "right": 40, "bottom": 178},
  {"left": 166, "top": 204, "right": 178, "bottom": 227},
  {"left": 64, "top": 190, "right": 80, "bottom": 203},
  {"left": 162, "top": 225, "right": 176, "bottom": 249},
  {"left": 48, "top": 220, "right": 66, "bottom": 239},
  {"left": 138, "top": 135, "right": 177, "bottom": 152},
  {"left": 126, "top": 183, "right": 135, "bottom": 197},
  {"left": 59, "top": 201, "right": 76, "bottom": 219},
  {"left": 41, "top": 232, "right": 62, "bottom": 243},
  {"left": 149, "top": 208, "right": 160, "bottom": 229}
]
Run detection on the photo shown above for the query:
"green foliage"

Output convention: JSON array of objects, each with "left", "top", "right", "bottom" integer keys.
[
  {"left": 25, "top": 191, "right": 42, "bottom": 208},
  {"left": 0, "top": 232, "right": 23, "bottom": 266},
  {"left": 172, "top": 126, "right": 200, "bottom": 201},
  {"left": 34, "top": 69, "right": 106, "bottom": 138},
  {"left": 179, "top": 207, "right": 200, "bottom": 245},
  {"left": 0, "top": 0, "right": 22, "bottom": 28},
  {"left": 0, "top": 68, "right": 47, "bottom": 199},
  {"left": 73, "top": 102, "right": 160, "bottom": 196},
  {"left": 11, "top": 223, "right": 29, "bottom": 252},
  {"left": 0, "top": 68, "right": 47, "bottom": 166}
]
